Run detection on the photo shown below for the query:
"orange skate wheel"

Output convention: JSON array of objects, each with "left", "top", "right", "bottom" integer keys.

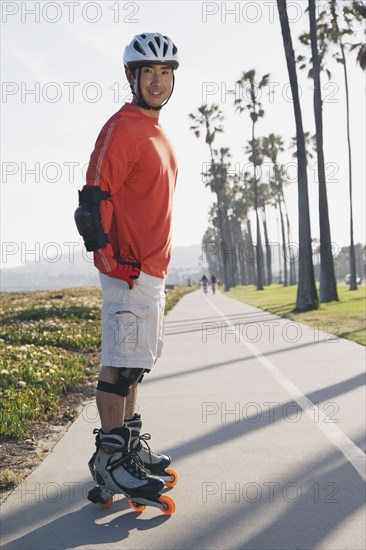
[
  {"left": 99, "top": 497, "right": 113, "bottom": 509},
  {"left": 165, "top": 468, "right": 179, "bottom": 488},
  {"left": 159, "top": 494, "right": 176, "bottom": 515},
  {"left": 129, "top": 499, "right": 146, "bottom": 512}
]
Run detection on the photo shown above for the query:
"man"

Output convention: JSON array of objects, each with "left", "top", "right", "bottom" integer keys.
[{"left": 75, "top": 33, "right": 179, "bottom": 503}]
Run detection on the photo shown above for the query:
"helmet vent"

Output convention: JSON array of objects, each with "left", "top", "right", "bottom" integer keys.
[
  {"left": 155, "top": 36, "right": 161, "bottom": 48},
  {"left": 148, "top": 40, "right": 158, "bottom": 56},
  {"left": 172, "top": 44, "right": 177, "bottom": 55},
  {"left": 163, "top": 41, "right": 168, "bottom": 56},
  {"left": 133, "top": 40, "right": 146, "bottom": 55}
]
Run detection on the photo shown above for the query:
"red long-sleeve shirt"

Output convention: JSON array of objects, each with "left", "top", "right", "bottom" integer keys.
[{"left": 85, "top": 103, "right": 178, "bottom": 279}]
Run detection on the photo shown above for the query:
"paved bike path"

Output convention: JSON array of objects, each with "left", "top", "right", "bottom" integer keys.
[{"left": 1, "top": 289, "right": 365, "bottom": 550}]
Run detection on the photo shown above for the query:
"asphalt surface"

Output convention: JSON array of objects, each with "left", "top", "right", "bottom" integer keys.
[{"left": 1, "top": 288, "right": 365, "bottom": 550}]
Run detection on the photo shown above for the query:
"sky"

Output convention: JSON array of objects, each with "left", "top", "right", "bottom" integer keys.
[{"left": 1, "top": 0, "right": 365, "bottom": 269}]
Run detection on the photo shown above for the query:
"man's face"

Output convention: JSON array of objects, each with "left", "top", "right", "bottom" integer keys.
[{"left": 128, "top": 64, "right": 174, "bottom": 108}]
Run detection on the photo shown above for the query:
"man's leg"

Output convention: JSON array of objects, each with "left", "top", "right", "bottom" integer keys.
[
  {"left": 125, "top": 383, "right": 138, "bottom": 421},
  {"left": 91, "top": 365, "right": 164, "bottom": 498},
  {"left": 96, "top": 366, "right": 125, "bottom": 433}
]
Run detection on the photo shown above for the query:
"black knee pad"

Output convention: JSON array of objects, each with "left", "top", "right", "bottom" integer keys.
[{"left": 97, "top": 368, "right": 145, "bottom": 397}]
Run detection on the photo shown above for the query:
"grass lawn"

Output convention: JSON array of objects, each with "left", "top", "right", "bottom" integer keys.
[{"left": 226, "top": 284, "right": 366, "bottom": 346}]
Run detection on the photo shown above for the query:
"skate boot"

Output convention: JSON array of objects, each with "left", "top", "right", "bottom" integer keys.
[
  {"left": 125, "top": 413, "right": 178, "bottom": 488},
  {"left": 87, "top": 426, "right": 175, "bottom": 514}
]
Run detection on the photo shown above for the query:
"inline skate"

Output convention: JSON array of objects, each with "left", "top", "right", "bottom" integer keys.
[
  {"left": 87, "top": 426, "right": 175, "bottom": 514},
  {"left": 125, "top": 413, "right": 178, "bottom": 488}
]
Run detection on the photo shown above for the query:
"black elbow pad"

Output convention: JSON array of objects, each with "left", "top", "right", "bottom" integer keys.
[{"left": 74, "top": 186, "right": 111, "bottom": 252}]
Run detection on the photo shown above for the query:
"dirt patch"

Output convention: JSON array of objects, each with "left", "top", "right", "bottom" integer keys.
[{"left": 0, "top": 380, "right": 97, "bottom": 503}]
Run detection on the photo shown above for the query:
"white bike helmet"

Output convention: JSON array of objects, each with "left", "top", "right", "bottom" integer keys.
[{"left": 123, "top": 32, "right": 179, "bottom": 70}]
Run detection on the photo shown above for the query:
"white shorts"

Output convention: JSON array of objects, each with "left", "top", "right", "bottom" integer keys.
[{"left": 99, "top": 271, "right": 166, "bottom": 370}]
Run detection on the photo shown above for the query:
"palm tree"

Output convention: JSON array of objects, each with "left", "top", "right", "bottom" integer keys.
[
  {"left": 289, "top": 131, "right": 318, "bottom": 287},
  {"left": 231, "top": 179, "right": 251, "bottom": 285},
  {"left": 282, "top": 194, "right": 297, "bottom": 285},
  {"left": 235, "top": 70, "right": 270, "bottom": 290},
  {"left": 189, "top": 105, "right": 233, "bottom": 290},
  {"left": 327, "top": 0, "right": 362, "bottom": 288},
  {"left": 203, "top": 216, "right": 222, "bottom": 281},
  {"left": 217, "top": 147, "right": 239, "bottom": 287},
  {"left": 298, "top": 1, "right": 363, "bottom": 290},
  {"left": 259, "top": 182, "right": 273, "bottom": 285},
  {"left": 262, "top": 134, "right": 289, "bottom": 286},
  {"left": 244, "top": 137, "right": 268, "bottom": 286},
  {"left": 189, "top": 104, "right": 224, "bottom": 155},
  {"left": 308, "top": 0, "right": 339, "bottom": 302},
  {"left": 242, "top": 171, "right": 257, "bottom": 284},
  {"left": 277, "top": 0, "right": 318, "bottom": 310}
]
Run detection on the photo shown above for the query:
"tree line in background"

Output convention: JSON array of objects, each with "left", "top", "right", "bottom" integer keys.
[{"left": 189, "top": 0, "right": 365, "bottom": 311}]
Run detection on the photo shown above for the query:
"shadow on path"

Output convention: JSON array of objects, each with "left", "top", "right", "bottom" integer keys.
[
  {"left": 143, "top": 339, "right": 341, "bottom": 386},
  {"left": 184, "top": 442, "right": 365, "bottom": 550},
  {"left": 161, "top": 372, "right": 365, "bottom": 465},
  {"left": 2, "top": 499, "right": 171, "bottom": 550}
]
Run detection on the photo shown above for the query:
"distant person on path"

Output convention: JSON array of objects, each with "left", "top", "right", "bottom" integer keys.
[
  {"left": 210, "top": 274, "right": 217, "bottom": 294},
  {"left": 75, "top": 33, "right": 179, "bottom": 503},
  {"left": 200, "top": 274, "right": 209, "bottom": 294}
]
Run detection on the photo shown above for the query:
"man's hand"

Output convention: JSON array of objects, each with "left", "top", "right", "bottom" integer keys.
[{"left": 107, "top": 261, "right": 141, "bottom": 289}]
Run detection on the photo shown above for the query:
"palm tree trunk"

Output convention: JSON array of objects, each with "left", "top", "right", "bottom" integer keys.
[
  {"left": 277, "top": 0, "right": 318, "bottom": 310},
  {"left": 223, "top": 194, "right": 239, "bottom": 287},
  {"left": 309, "top": 0, "right": 339, "bottom": 302},
  {"left": 255, "top": 211, "right": 265, "bottom": 290},
  {"left": 216, "top": 233, "right": 224, "bottom": 284},
  {"left": 329, "top": 0, "right": 357, "bottom": 289},
  {"left": 262, "top": 207, "right": 272, "bottom": 285},
  {"left": 280, "top": 189, "right": 296, "bottom": 284},
  {"left": 341, "top": 35, "right": 357, "bottom": 290},
  {"left": 252, "top": 124, "right": 264, "bottom": 290},
  {"left": 286, "top": 212, "right": 297, "bottom": 284},
  {"left": 208, "top": 140, "right": 230, "bottom": 292},
  {"left": 279, "top": 198, "right": 288, "bottom": 286},
  {"left": 246, "top": 219, "right": 256, "bottom": 284},
  {"left": 217, "top": 197, "right": 231, "bottom": 291},
  {"left": 275, "top": 206, "right": 283, "bottom": 283},
  {"left": 233, "top": 219, "right": 248, "bottom": 284}
]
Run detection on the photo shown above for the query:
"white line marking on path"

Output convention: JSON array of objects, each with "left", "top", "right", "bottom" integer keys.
[{"left": 207, "top": 297, "right": 366, "bottom": 482}]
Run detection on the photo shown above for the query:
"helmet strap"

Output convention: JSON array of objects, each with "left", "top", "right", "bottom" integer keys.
[{"left": 129, "top": 68, "right": 175, "bottom": 111}]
